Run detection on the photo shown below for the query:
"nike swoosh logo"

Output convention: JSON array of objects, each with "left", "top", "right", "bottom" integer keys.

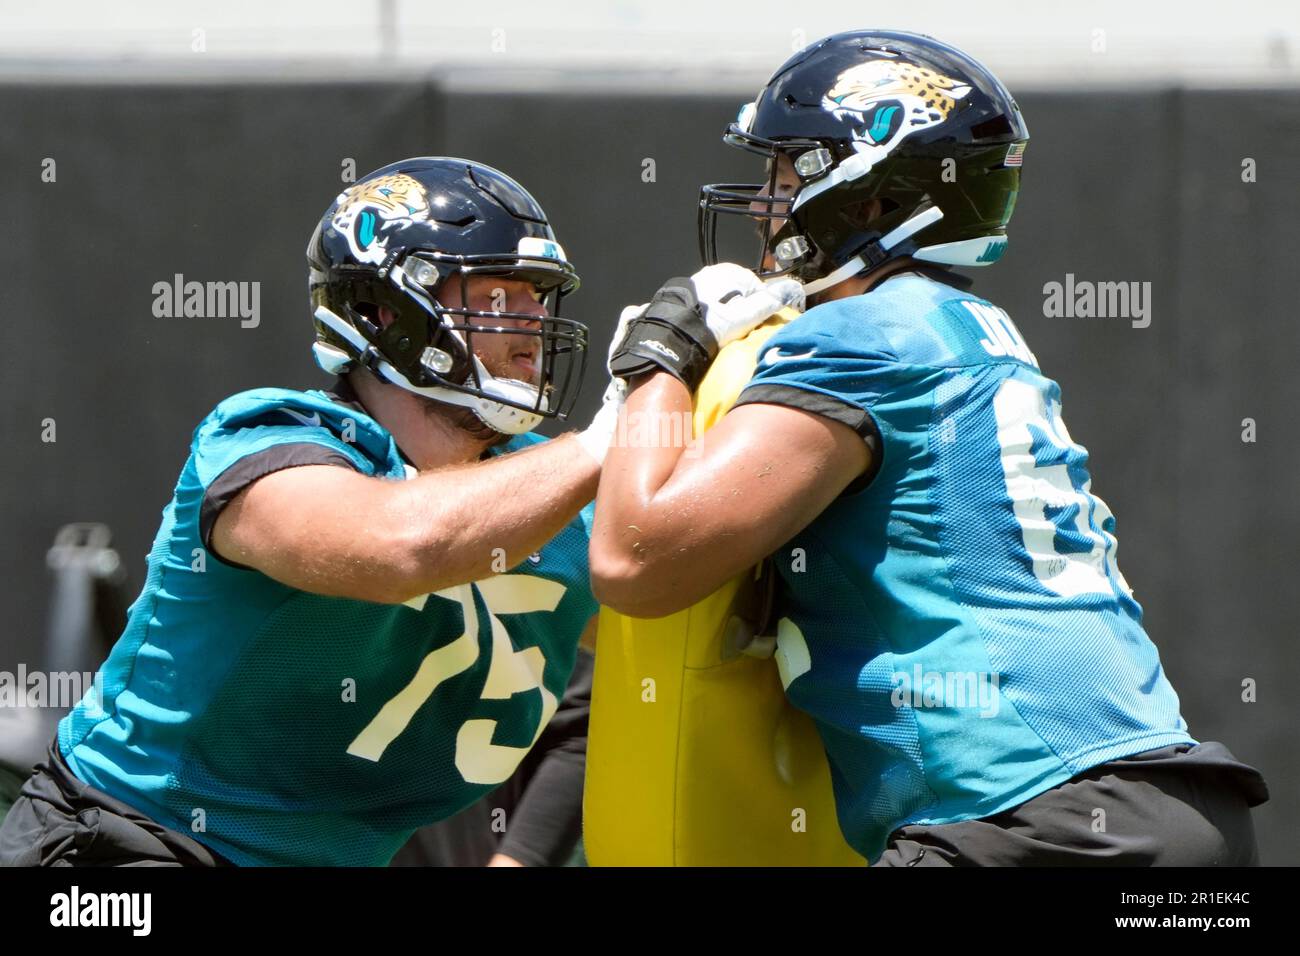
[
  {"left": 282, "top": 409, "right": 322, "bottom": 428},
  {"left": 761, "top": 347, "right": 817, "bottom": 365}
]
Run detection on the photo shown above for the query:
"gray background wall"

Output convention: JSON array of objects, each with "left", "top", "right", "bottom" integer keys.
[{"left": 0, "top": 80, "right": 1294, "bottom": 862}]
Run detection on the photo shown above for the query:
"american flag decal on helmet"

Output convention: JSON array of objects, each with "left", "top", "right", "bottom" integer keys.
[{"left": 1003, "top": 142, "right": 1026, "bottom": 167}]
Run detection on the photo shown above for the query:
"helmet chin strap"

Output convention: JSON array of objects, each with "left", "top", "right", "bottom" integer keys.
[
  {"left": 313, "top": 305, "right": 545, "bottom": 435},
  {"left": 374, "top": 359, "right": 545, "bottom": 435},
  {"left": 800, "top": 206, "right": 945, "bottom": 297}
]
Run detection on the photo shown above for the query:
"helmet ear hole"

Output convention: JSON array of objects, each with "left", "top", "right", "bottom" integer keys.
[{"left": 350, "top": 300, "right": 391, "bottom": 336}]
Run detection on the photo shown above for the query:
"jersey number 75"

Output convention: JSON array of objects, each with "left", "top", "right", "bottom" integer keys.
[{"left": 346, "top": 575, "right": 565, "bottom": 785}]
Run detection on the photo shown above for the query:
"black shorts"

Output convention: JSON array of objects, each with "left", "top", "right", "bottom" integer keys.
[
  {"left": 0, "top": 742, "right": 231, "bottom": 867},
  {"left": 876, "top": 741, "right": 1269, "bottom": 866}
]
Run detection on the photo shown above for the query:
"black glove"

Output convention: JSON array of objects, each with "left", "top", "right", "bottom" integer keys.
[{"left": 608, "top": 277, "right": 718, "bottom": 393}]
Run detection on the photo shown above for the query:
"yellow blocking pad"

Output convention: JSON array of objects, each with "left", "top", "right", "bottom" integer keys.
[{"left": 584, "top": 309, "right": 866, "bottom": 866}]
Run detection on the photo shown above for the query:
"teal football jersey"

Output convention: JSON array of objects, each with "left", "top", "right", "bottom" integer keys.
[
  {"left": 58, "top": 386, "right": 596, "bottom": 866},
  {"left": 734, "top": 270, "right": 1193, "bottom": 862}
]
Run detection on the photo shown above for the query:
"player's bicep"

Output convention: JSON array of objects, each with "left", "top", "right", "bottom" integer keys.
[
  {"left": 677, "top": 399, "right": 870, "bottom": 551},
  {"left": 211, "top": 463, "right": 410, "bottom": 601},
  {"left": 599, "top": 400, "right": 869, "bottom": 616}
]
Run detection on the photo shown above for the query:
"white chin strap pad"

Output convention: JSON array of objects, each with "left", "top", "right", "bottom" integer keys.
[{"left": 469, "top": 363, "right": 547, "bottom": 434}]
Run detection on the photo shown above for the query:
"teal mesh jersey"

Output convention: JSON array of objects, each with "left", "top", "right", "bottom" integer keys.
[
  {"left": 58, "top": 386, "right": 597, "bottom": 866},
  {"left": 733, "top": 270, "right": 1193, "bottom": 863}
]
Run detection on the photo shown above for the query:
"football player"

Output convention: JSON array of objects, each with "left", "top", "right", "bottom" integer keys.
[
  {"left": 0, "top": 157, "right": 621, "bottom": 866},
  {"left": 591, "top": 31, "right": 1268, "bottom": 865}
]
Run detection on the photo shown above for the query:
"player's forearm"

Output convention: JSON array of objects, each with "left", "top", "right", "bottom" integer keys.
[
  {"left": 390, "top": 434, "right": 599, "bottom": 598},
  {"left": 594, "top": 370, "right": 689, "bottom": 526},
  {"left": 599, "top": 369, "right": 692, "bottom": 506},
  {"left": 591, "top": 372, "right": 717, "bottom": 614}
]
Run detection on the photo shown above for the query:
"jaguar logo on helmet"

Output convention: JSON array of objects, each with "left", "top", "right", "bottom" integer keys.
[
  {"left": 822, "top": 58, "right": 971, "bottom": 155},
  {"left": 331, "top": 173, "right": 432, "bottom": 266}
]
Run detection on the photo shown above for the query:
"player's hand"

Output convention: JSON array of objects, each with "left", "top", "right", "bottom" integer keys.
[
  {"left": 573, "top": 303, "right": 647, "bottom": 465},
  {"left": 606, "top": 302, "right": 648, "bottom": 375},
  {"left": 692, "top": 263, "right": 804, "bottom": 350},
  {"left": 608, "top": 277, "right": 710, "bottom": 389},
  {"left": 608, "top": 266, "right": 803, "bottom": 393},
  {"left": 575, "top": 377, "right": 626, "bottom": 466}
]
